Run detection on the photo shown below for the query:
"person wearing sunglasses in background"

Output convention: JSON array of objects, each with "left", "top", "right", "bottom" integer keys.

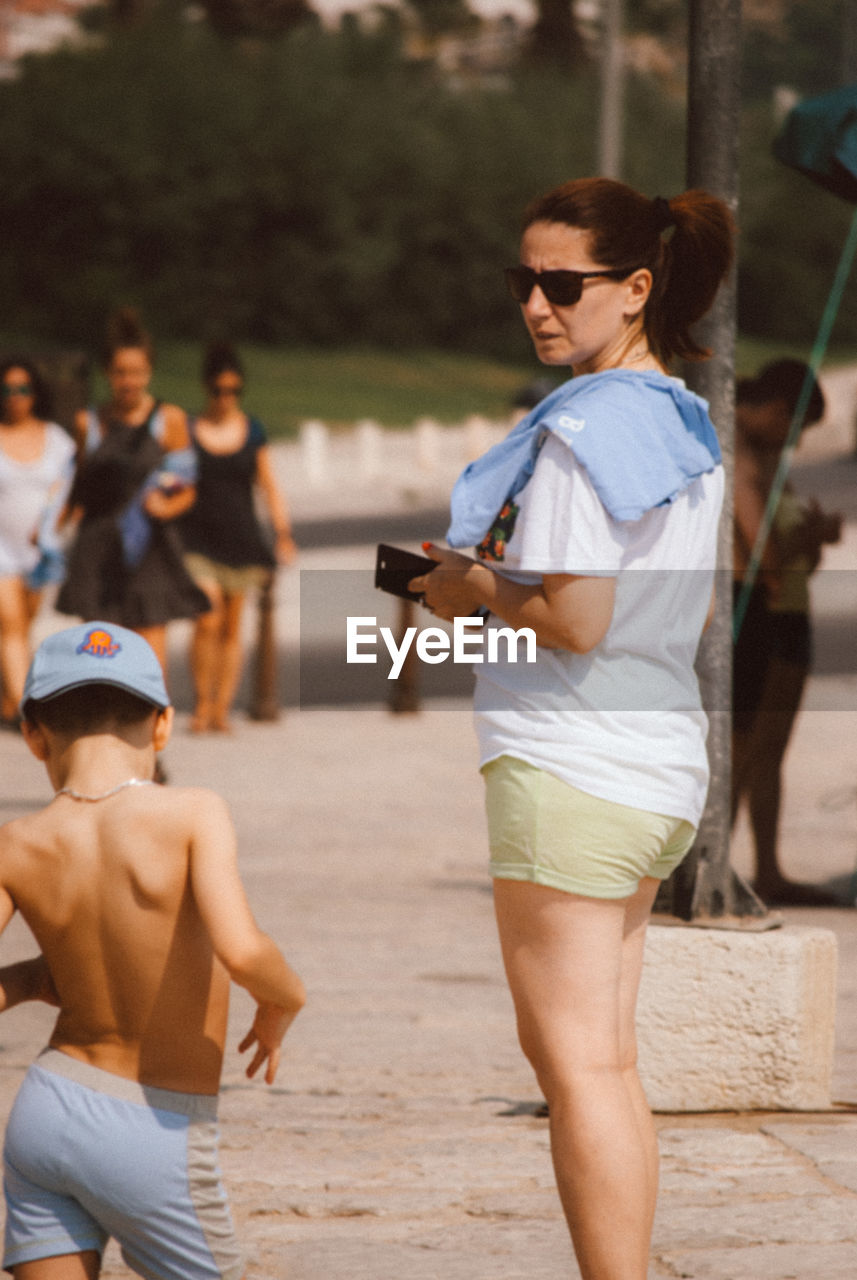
[
  {"left": 57, "top": 307, "right": 209, "bottom": 677},
  {"left": 0, "top": 358, "right": 75, "bottom": 726},
  {"left": 180, "top": 342, "right": 297, "bottom": 734},
  {"left": 408, "top": 178, "right": 734, "bottom": 1280}
]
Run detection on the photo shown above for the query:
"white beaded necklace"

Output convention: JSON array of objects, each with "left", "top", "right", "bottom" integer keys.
[{"left": 54, "top": 778, "right": 156, "bottom": 803}]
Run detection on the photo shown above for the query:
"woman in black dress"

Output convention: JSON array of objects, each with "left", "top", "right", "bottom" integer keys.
[
  {"left": 181, "top": 342, "right": 296, "bottom": 732},
  {"left": 58, "top": 308, "right": 209, "bottom": 672}
]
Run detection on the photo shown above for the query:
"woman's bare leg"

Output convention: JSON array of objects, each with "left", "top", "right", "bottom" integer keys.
[
  {"left": 0, "top": 575, "right": 37, "bottom": 719},
  {"left": 746, "top": 657, "right": 807, "bottom": 894},
  {"left": 493, "top": 876, "right": 660, "bottom": 1280},
  {"left": 210, "top": 592, "right": 247, "bottom": 731},
  {"left": 186, "top": 580, "right": 223, "bottom": 731},
  {"left": 135, "top": 623, "right": 167, "bottom": 675}
]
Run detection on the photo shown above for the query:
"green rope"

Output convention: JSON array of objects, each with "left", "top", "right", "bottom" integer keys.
[{"left": 733, "top": 203, "right": 857, "bottom": 642}]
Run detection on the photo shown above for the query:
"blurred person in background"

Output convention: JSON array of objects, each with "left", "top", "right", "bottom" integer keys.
[
  {"left": 732, "top": 360, "right": 843, "bottom": 905},
  {"left": 181, "top": 341, "right": 296, "bottom": 733},
  {"left": 0, "top": 358, "right": 75, "bottom": 725},
  {"left": 57, "top": 308, "right": 209, "bottom": 673}
]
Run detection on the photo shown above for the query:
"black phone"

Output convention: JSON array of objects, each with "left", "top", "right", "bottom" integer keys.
[{"left": 374, "top": 543, "right": 436, "bottom": 602}]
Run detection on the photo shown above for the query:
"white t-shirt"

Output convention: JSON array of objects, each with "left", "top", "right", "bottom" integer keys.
[
  {"left": 0, "top": 424, "right": 75, "bottom": 578},
  {"left": 474, "top": 431, "right": 724, "bottom": 825}
]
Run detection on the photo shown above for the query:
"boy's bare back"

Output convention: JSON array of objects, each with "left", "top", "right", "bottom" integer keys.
[{"left": 0, "top": 784, "right": 241, "bottom": 1094}]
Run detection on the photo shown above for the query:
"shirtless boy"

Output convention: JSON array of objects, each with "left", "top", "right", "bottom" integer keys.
[{"left": 0, "top": 620, "right": 306, "bottom": 1279}]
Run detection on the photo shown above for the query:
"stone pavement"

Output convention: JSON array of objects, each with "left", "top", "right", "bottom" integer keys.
[
  {"left": 1, "top": 389, "right": 857, "bottom": 1279},
  {"left": 1, "top": 699, "right": 857, "bottom": 1280}
]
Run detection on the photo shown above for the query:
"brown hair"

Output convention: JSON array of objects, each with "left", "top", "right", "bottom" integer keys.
[
  {"left": 23, "top": 684, "right": 157, "bottom": 736},
  {"left": 736, "top": 359, "right": 825, "bottom": 430},
  {"left": 201, "top": 339, "right": 244, "bottom": 388},
  {"left": 521, "top": 178, "right": 735, "bottom": 365},
  {"left": 102, "top": 306, "right": 154, "bottom": 369}
]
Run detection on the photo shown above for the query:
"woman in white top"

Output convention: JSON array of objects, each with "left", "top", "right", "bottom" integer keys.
[
  {"left": 409, "top": 178, "right": 734, "bottom": 1280},
  {"left": 0, "top": 358, "right": 75, "bottom": 724}
]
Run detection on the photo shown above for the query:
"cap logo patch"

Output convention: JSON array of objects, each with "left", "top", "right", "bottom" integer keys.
[{"left": 76, "top": 628, "right": 122, "bottom": 659}]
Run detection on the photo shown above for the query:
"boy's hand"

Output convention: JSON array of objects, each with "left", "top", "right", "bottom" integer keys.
[
  {"left": 0, "top": 956, "right": 60, "bottom": 1012},
  {"left": 238, "top": 1002, "right": 298, "bottom": 1085}
]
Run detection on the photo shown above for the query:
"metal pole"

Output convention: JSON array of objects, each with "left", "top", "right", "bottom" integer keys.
[
  {"left": 661, "top": 0, "right": 767, "bottom": 922},
  {"left": 598, "top": 0, "right": 624, "bottom": 179},
  {"left": 249, "top": 571, "right": 280, "bottom": 721}
]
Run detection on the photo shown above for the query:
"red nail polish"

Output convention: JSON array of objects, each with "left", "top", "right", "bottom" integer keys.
[{"left": 422, "top": 541, "right": 432, "bottom": 552}]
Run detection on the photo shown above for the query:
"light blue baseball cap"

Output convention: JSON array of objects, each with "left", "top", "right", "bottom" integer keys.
[{"left": 21, "top": 621, "right": 170, "bottom": 712}]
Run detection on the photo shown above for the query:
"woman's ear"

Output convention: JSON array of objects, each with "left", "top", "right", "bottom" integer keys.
[
  {"left": 153, "top": 706, "right": 175, "bottom": 753},
  {"left": 624, "top": 268, "right": 653, "bottom": 318}
]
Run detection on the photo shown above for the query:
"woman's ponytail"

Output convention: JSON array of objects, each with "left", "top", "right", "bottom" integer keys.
[{"left": 648, "top": 190, "right": 735, "bottom": 363}]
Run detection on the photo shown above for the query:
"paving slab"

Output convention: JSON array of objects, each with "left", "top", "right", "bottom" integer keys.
[
  {"left": 1, "top": 700, "right": 857, "bottom": 1278},
  {"left": 2, "top": 427, "right": 857, "bottom": 1278}
]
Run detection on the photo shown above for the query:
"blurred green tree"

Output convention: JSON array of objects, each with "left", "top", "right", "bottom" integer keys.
[
  {"left": 2, "top": 1, "right": 855, "bottom": 356},
  {"left": 197, "top": 0, "right": 316, "bottom": 38},
  {"left": 526, "top": 0, "right": 587, "bottom": 68}
]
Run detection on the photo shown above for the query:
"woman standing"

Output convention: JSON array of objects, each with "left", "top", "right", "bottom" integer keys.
[
  {"left": 409, "top": 178, "right": 734, "bottom": 1279},
  {"left": 181, "top": 342, "right": 296, "bottom": 733},
  {"left": 57, "top": 309, "right": 209, "bottom": 671},
  {"left": 0, "top": 359, "right": 75, "bottom": 723},
  {"left": 732, "top": 361, "right": 842, "bottom": 903}
]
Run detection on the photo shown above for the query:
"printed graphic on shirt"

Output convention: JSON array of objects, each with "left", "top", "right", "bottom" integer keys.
[{"left": 478, "top": 500, "right": 520, "bottom": 562}]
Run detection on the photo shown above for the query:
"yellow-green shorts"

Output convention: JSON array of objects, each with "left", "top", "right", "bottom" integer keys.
[
  {"left": 184, "top": 553, "right": 270, "bottom": 598},
  {"left": 482, "top": 755, "right": 696, "bottom": 900}
]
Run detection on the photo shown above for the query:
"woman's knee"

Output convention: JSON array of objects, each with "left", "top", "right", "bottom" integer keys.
[
  {"left": 0, "top": 578, "right": 29, "bottom": 635},
  {"left": 516, "top": 1011, "right": 624, "bottom": 1099}
]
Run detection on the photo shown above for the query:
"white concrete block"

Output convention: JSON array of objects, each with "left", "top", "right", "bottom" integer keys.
[
  {"left": 637, "top": 925, "right": 837, "bottom": 1112},
  {"left": 299, "top": 420, "right": 330, "bottom": 488},
  {"left": 355, "top": 419, "right": 383, "bottom": 481}
]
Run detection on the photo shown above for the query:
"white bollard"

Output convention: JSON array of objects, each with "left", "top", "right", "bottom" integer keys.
[
  {"left": 464, "top": 413, "right": 492, "bottom": 462},
  {"left": 355, "top": 419, "right": 383, "bottom": 481},
  {"left": 414, "top": 417, "right": 442, "bottom": 473},
  {"left": 299, "top": 420, "right": 330, "bottom": 488}
]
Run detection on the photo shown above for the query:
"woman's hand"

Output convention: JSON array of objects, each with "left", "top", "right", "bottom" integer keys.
[
  {"left": 408, "top": 543, "right": 486, "bottom": 622},
  {"left": 143, "top": 484, "right": 196, "bottom": 522},
  {"left": 275, "top": 530, "right": 298, "bottom": 566},
  {"left": 411, "top": 541, "right": 615, "bottom": 652}
]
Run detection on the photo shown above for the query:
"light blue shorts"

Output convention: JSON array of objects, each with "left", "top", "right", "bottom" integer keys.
[
  {"left": 3, "top": 1050, "right": 244, "bottom": 1279},
  {"left": 483, "top": 755, "right": 696, "bottom": 900}
]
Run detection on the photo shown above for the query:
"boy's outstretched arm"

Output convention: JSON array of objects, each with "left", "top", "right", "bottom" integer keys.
[
  {"left": 0, "top": 956, "right": 60, "bottom": 1012},
  {"left": 189, "top": 792, "right": 306, "bottom": 1084},
  {"left": 0, "top": 880, "right": 59, "bottom": 1013}
]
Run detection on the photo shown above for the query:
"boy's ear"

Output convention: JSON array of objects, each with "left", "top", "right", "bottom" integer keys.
[
  {"left": 20, "top": 720, "right": 49, "bottom": 763},
  {"left": 153, "top": 706, "right": 174, "bottom": 753}
]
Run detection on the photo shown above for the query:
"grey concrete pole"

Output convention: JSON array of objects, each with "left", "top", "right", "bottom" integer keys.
[
  {"left": 598, "top": 0, "right": 624, "bottom": 179},
  {"left": 661, "top": 0, "right": 767, "bottom": 921}
]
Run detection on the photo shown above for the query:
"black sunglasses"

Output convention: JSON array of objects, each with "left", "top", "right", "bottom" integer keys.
[
  {"left": 1, "top": 383, "right": 33, "bottom": 397},
  {"left": 504, "top": 265, "right": 637, "bottom": 307}
]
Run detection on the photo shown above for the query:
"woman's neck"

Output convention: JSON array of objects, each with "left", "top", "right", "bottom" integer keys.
[
  {"left": 573, "top": 323, "right": 666, "bottom": 378},
  {"left": 108, "top": 393, "right": 155, "bottom": 426}
]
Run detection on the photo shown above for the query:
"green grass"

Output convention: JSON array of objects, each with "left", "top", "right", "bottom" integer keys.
[
  {"left": 170, "top": 338, "right": 855, "bottom": 434},
  {"left": 735, "top": 335, "right": 857, "bottom": 377},
  {"left": 89, "top": 342, "right": 543, "bottom": 439},
  {"left": 8, "top": 330, "right": 851, "bottom": 439}
]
